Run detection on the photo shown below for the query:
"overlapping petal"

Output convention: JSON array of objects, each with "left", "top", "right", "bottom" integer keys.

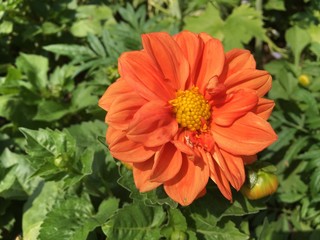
[
  {"left": 107, "top": 127, "right": 158, "bottom": 163},
  {"left": 253, "top": 98, "right": 275, "bottom": 120},
  {"left": 164, "top": 156, "right": 209, "bottom": 206},
  {"left": 119, "top": 50, "right": 175, "bottom": 101},
  {"left": 213, "top": 89, "right": 258, "bottom": 126},
  {"left": 127, "top": 100, "right": 178, "bottom": 147},
  {"left": 150, "top": 142, "right": 182, "bottom": 182},
  {"left": 142, "top": 32, "right": 189, "bottom": 89},
  {"left": 133, "top": 159, "right": 161, "bottom": 192},
  {"left": 212, "top": 112, "right": 277, "bottom": 155},
  {"left": 224, "top": 69, "right": 272, "bottom": 97},
  {"left": 225, "top": 49, "right": 256, "bottom": 77},
  {"left": 98, "top": 78, "right": 131, "bottom": 111},
  {"left": 106, "top": 92, "right": 147, "bottom": 130}
]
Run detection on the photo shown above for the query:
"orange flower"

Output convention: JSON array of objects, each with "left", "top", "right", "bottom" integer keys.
[{"left": 99, "top": 31, "right": 277, "bottom": 206}]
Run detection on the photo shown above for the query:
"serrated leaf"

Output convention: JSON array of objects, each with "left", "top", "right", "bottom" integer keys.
[
  {"left": 193, "top": 217, "right": 249, "bottom": 240},
  {"left": 183, "top": 3, "right": 224, "bottom": 39},
  {"left": 283, "top": 137, "right": 309, "bottom": 163},
  {"left": 37, "top": 193, "right": 116, "bottom": 240},
  {"left": 23, "top": 182, "right": 66, "bottom": 240},
  {"left": 285, "top": 26, "right": 311, "bottom": 66},
  {"left": 0, "top": 148, "right": 41, "bottom": 198},
  {"left": 102, "top": 201, "right": 165, "bottom": 240},
  {"left": 67, "top": 120, "right": 107, "bottom": 151},
  {"left": 161, "top": 208, "right": 187, "bottom": 239},
  {"left": 33, "top": 100, "right": 70, "bottom": 121},
  {"left": 15, "top": 53, "right": 48, "bottom": 91},
  {"left": 223, "top": 4, "right": 266, "bottom": 50}
]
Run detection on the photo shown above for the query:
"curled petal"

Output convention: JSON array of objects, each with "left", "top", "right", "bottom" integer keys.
[
  {"left": 224, "top": 69, "right": 272, "bottom": 97},
  {"left": 142, "top": 32, "right": 189, "bottom": 89},
  {"left": 225, "top": 49, "right": 256, "bottom": 77},
  {"left": 253, "top": 98, "right": 275, "bottom": 120},
  {"left": 107, "top": 127, "right": 158, "bottom": 162},
  {"left": 213, "top": 89, "right": 258, "bottom": 126},
  {"left": 174, "top": 31, "right": 204, "bottom": 88},
  {"left": 196, "top": 38, "right": 225, "bottom": 93},
  {"left": 203, "top": 150, "right": 232, "bottom": 200},
  {"left": 106, "top": 92, "right": 147, "bottom": 130},
  {"left": 119, "top": 51, "right": 175, "bottom": 101},
  {"left": 164, "top": 156, "right": 209, "bottom": 206},
  {"left": 127, "top": 101, "right": 178, "bottom": 148},
  {"left": 150, "top": 142, "right": 182, "bottom": 182},
  {"left": 133, "top": 159, "right": 161, "bottom": 192},
  {"left": 212, "top": 147, "right": 245, "bottom": 191},
  {"left": 212, "top": 112, "right": 278, "bottom": 156},
  {"left": 98, "top": 78, "right": 131, "bottom": 111}
]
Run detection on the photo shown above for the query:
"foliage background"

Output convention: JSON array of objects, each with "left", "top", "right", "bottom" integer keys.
[{"left": 1, "top": 0, "right": 320, "bottom": 239}]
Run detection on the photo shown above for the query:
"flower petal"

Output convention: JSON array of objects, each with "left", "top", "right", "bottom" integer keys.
[
  {"left": 164, "top": 156, "right": 209, "bottom": 206},
  {"left": 224, "top": 69, "right": 272, "bottom": 97},
  {"left": 142, "top": 32, "right": 189, "bottom": 89},
  {"left": 196, "top": 38, "right": 225, "bottom": 93},
  {"left": 98, "top": 78, "right": 131, "bottom": 111},
  {"left": 106, "top": 92, "right": 147, "bottom": 130},
  {"left": 213, "top": 89, "right": 258, "bottom": 126},
  {"left": 212, "top": 112, "right": 278, "bottom": 155},
  {"left": 212, "top": 147, "right": 245, "bottom": 191},
  {"left": 253, "top": 98, "right": 275, "bottom": 120},
  {"left": 119, "top": 50, "right": 175, "bottom": 101},
  {"left": 150, "top": 142, "right": 182, "bottom": 182},
  {"left": 127, "top": 101, "right": 178, "bottom": 148},
  {"left": 107, "top": 127, "right": 158, "bottom": 162},
  {"left": 133, "top": 159, "right": 162, "bottom": 192},
  {"left": 225, "top": 49, "right": 256, "bottom": 77},
  {"left": 203, "top": 149, "right": 232, "bottom": 200},
  {"left": 174, "top": 31, "right": 204, "bottom": 88}
]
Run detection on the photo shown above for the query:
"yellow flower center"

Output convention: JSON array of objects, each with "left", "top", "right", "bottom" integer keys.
[{"left": 169, "top": 87, "right": 211, "bottom": 131}]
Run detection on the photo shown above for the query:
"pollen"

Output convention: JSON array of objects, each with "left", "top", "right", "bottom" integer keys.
[{"left": 169, "top": 87, "right": 211, "bottom": 131}]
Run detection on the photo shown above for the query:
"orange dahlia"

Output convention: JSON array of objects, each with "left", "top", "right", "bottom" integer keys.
[{"left": 99, "top": 31, "right": 277, "bottom": 206}]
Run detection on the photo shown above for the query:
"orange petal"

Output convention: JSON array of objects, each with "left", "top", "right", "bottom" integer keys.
[
  {"left": 253, "top": 98, "right": 275, "bottom": 120},
  {"left": 196, "top": 38, "right": 225, "bottom": 93},
  {"left": 212, "top": 112, "right": 278, "bottom": 155},
  {"left": 213, "top": 147, "right": 245, "bottom": 191},
  {"left": 213, "top": 89, "right": 258, "bottom": 126},
  {"left": 224, "top": 69, "right": 272, "bottom": 97},
  {"left": 164, "top": 156, "right": 209, "bottom": 206},
  {"left": 127, "top": 101, "right": 178, "bottom": 147},
  {"left": 142, "top": 32, "right": 189, "bottom": 90},
  {"left": 119, "top": 50, "right": 175, "bottom": 101},
  {"left": 106, "top": 92, "right": 147, "bottom": 130},
  {"left": 107, "top": 127, "right": 158, "bottom": 162},
  {"left": 150, "top": 142, "right": 182, "bottom": 182},
  {"left": 98, "top": 78, "right": 131, "bottom": 112},
  {"left": 133, "top": 159, "right": 162, "bottom": 192},
  {"left": 174, "top": 31, "right": 204, "bottom": 88},
  {"left": 225, "top": 49, "right": 256, "bottom": 77},
  {"left": 203, "top": 150, "right": 232, "bottom": 200}
]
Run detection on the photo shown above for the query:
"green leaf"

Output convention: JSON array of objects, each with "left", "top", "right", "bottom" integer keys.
[
  {"left": 0, "top": 148, "right": 41, "bottom": 199},
  {"left": 285, "top": 26, "right": 311, "bottom": 66},
  {"left": 33, "top": 100, "right": 70, "bottom": 121},
  {"left": 117, "top": 166, "right": 178, "bottom": 208},
  {"left": 183, "top": 3, "right": 224, "bottom": 39},
  {"left": 23, "top": 182, "right": 66, "bottom": 240},
  {"left": 282, "top": 137, "right": 309, "bottom": 164},
  {"left": 37, "top": 196, "right": 118, "bottom": 240},
  {"left": 223, "top": 4, "right": 266, "bottom": 50},
  {"left": 43, "top": 44, "right": 96, "bottom": 59},
  {"left": 15, "top": 53, "right": 49, "bottom": 91},
  {"left": 102, "top": 201, "right": 165, "bottom": 240},
  {"left": 310, "top": 169, "right": 320, "bottom": 198},
  {"left": 161, "top": 208, "right": 188, "bottom": 239}
]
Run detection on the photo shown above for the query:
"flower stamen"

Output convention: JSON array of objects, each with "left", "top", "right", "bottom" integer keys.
[{"left": 170, "top": 87, "right": 211, "bottom": 132}]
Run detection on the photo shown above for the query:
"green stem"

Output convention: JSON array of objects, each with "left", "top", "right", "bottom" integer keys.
[{"left": 255, "top": 0, "right": 263, "bottom": 68}]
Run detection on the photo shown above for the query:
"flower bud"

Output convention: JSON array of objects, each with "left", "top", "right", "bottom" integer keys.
[{"left": 298, "top": 74, "right": 310, "bottom": 87}]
